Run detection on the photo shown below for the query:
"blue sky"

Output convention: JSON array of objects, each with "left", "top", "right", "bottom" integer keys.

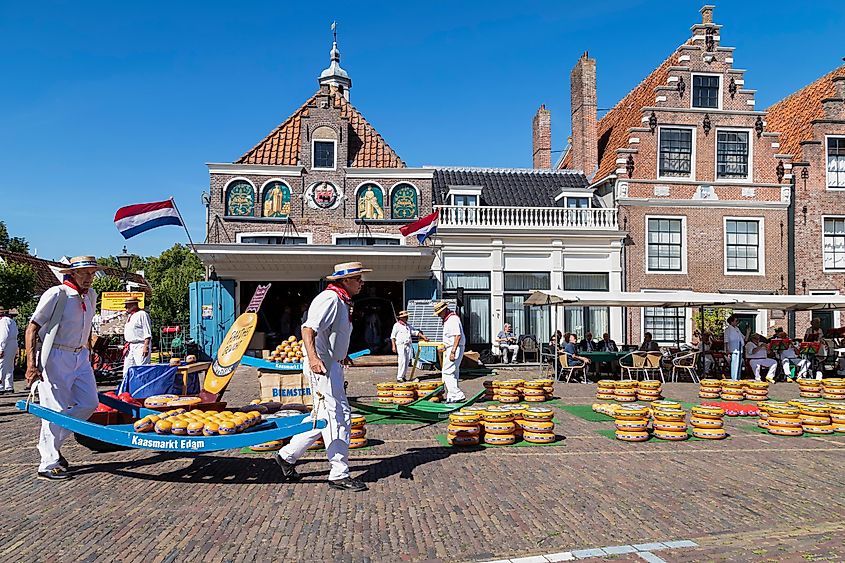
[{"left": 2, "top": 0, "right": 844, "bottom": 260}]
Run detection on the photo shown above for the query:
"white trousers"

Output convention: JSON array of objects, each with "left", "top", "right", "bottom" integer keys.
[
  {"left": 396, "top": 344, "right": 412, "bottom": 382},
  {"left": 498, "top": 344, "right": 519, "bottom": 363},
  {"left": 749, "top": 358, "right": 776, "bottom": 380},
  {"left": 442, "top": 349, "right": 466, "bottom": 402},
  {"left": 122, "top": 342, "right": 150, "bottom": 378},
  {"left": 278, "top": 360, "right": 350, "bottom": 481},
  {"left": 782, "top": 357, "right": 810, "bottom": 379},
  {"left": 37, "top": 348, "right": 99, "bottom": 471},
  {"left": 1, "top": 345, "right": 16, "bottom": 391}
]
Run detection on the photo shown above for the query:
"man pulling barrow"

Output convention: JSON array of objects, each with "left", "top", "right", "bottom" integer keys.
[{"left": 274, "top": 262, "right": 370, "bottom": 492}]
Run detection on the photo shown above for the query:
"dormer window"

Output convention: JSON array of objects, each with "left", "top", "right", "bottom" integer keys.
[
  {"left": 692, "top": 74, "right": 720, "bottom": 109},
  {"left": 566, "top": 197, "right": 590, "bottom": 208},
  {"left": 313, "top": 140, "right": 336, "bottom": 170},
  {"left": 452, "top": 194, "right": 478, "bottom": 206}
]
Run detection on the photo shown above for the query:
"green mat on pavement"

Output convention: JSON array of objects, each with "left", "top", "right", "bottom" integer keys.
[
  {"left": 737, "top": 424, "right": 845, "bottom": 438},
  {"left": 358, "top": 412, "right": 440, "bottom": 425},
  {"left": 556, "top": 404, "right": 615, "bottom": 422},
  {"left": 434, "top": 434, "right": 565, "bottom": 448},
  {"left": 594, "top": 428, "right": 709, "bottom": 442}
]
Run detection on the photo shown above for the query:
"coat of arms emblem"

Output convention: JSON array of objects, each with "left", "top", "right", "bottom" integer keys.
[{"left": 306, "top": 181, "right": 342, "bottom": 209}]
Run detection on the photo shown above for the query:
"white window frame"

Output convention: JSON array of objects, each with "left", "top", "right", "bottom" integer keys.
[
  {"left": 825, "top": 135, "right": 845, "bottom": 190},
  {"left": 640, "top": 288, "right": 691, "bottom": 346},
  {"left": 645, "top": 214, "right": 688, "bottom": 275},
  {"left": 714, "top": 127, "right": 753, "bottom": 183},
  {"left": 311, "top": 139, "right": 337, "bottom": 171},
  {"left": 331, "top": 233, "right": 405, "bottom": 246},
  {"left": 447, "top": 186, "right": 482, "bottom": 205},
  {"left": 691, "top": 72, "right": 722, "bottom": 110},
  {"left": 656, "top": 125, "right": 696, "bottom": 180},
  {"left": 723, "top": 216, "right": 765, "bottom": 276},
  {"left": 236, "top": 231, "right": 313, "bottom": 244},
  {"left": 808, "top": 290, "right": 842, "bottom": 330},
  {"left": 822, "top": 215, "right": 845, "bottom": 272}
]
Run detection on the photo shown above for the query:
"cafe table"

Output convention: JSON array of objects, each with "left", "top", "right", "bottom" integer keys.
[{"left": 580, "top": 350, "right": 630, "bottom": 378}]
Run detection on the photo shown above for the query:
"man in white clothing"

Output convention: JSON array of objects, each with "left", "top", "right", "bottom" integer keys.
[
  {"left": 724, "top": 315, "right": 747, "bottom": 381},
  {"left": 434, "top": 301, "right": 467, "bottom": 403},
  {"left": 774, "top": 331, "right": 810, "bottom": 381},
  {"left": 24, "top": 256, "right": 101, "bottom": 481},
  {"left": 390, "top": 310, "right": 427, "bottom": 382},
  {"left": 496, "top": 323, "right": 519, "bottom": 363},
  {"left": 274, "top": 261, "right": 370, "bottom": 493},
  {"left": 0, "top": 306, "right": 19, "bottom": 393},
  {"left": 122, "top": 296, "right": 152, "bottom": 378},
  {"left": 745, "top": 334, "right": 776, "bottom": 382}
]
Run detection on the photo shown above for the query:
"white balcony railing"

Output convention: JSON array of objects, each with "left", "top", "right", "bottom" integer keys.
[{"left": 435, "top": 205, "right": 619, "bottom": 231}]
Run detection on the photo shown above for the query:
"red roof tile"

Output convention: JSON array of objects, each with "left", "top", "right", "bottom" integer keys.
[
  {"left": 236, "top": 89, "right": 405, "bottom": 168},
  {"left": 766, "top": 64, "right": 845, "bottom": 161}
]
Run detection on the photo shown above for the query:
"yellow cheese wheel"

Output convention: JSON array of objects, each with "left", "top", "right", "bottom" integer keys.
[
  {"left": 522, "top": 407, "right": 554, "bottom": 421},
  {"left": 349, "top": 428, "right": 367, "bottom": 440},
  {"left": 350, "top": 415, "right": 366, "bottom": 427},
  {"left": 522, "top": 388, "right": 546, "bottom": 397},
  {"left": 377, "top": 396, "right": 393, "bottom": 404},
  {"left": 690, "top": 416, "right": 723, "bottom": 429},
  {"left": 652, "top": 419, "right": 687, "bottom": 432},
  {"left": 767, "top": 416, "right": 802, "bottom": 428},
  {"left": 520, "top": 420, "right": 555, "bottom": 433},
  {"left": 168, "top": 396, "right": 202, "bottom": 407},
  {"left": 614, "top": 389, "right": 637, "bottom": 397},
  {"left": 203, "top": 422, "right": 220, "bottom": 436},
  {"left": 349, "top": 437, "right": 368, "bottom": 449},
  {"left": 720, "top": 380, "right": 743, "bottom": 389},
  {"left": 615, "top": 381, "right": 637, "bottom": 389},
  {"left": 483, "top": 421, "right": 518, "bottom": 434},
  {"left": 822, "top": 392, "right": 845, "bottom": 400},
  {"left": 170, "top": 420, "right": 188, "bottom": 435},
  {"left": 616, "top": 396, "right": 637, "bottom": 402},
  {"left": 448, "top": 435, "right": 480, "bottom": 446},
  {"left": 497, "top": 388, "right": 520, "bottom": 397},
  {"left": 447, "top": 424, "right": 480, "bottom": 437},
  {"left": 768, "top": 425, "right": 803, "bottom": 437},
  {"left": 596, "top": 379, "right": 616, "bottom": 389},
  {"left": 307, "top": 440, "right": 325, "bottom": 450},
  {"left": 699, "top": 391, "right": 721, "bottom": 399},
  {"left": 154, "top": 420, "right": 173, "bottom": 434},
  {"left": 615, "top": 430, "right": 649, "bottom": 442},
  {"left": 699, "top": 379, "right": 722, "bottom": 388},
  {"left": 720, "top": 393, "right": 745, "bottom": 401},
  {"left": 615, "top": 419, "right": 649, "bottom": 432},
  {"left": 744, "top": 393, "right": 769, "bottom": 401},
  {"left": 799, "top": 392, "right": 823, "bottom": 398},
  {"left": 522, "top": 431, "right": 555, "bottom": 444},
  {"left": 524, "top": 395, "right": 547, "bottom": 402},
  {"left": 393, "top": 397, "right": 415, "bottom": 405},
  {"left": 523, "top": 380, "right": 546, "bottom": 389},
  {"left": 691, "top": 405, "right": 725, "bottom": 419},
  {"left": 653, "top": 409, "right": 686, "bottom": 423},
  {"left": 799, "top": 404, "right": 830, "bottom": 415},
  {"left": 499, "top": 395, "right": 521, "bottom": 403},
  {"left": 596, "top": 393, "right": 616, "bottom": 400},
  {"left": 803, "top": 423, "right": 834, "bottom": 434},
  {"left": 375, "top": 382, "right": 394, "bottom": 391},
  {"left": 638, "top": 379, "right": 662, "bottom": 389},
  {"left": 449, "top": 412, "right": 481, "bottom": 425},
  {"left": 799, "top": 414, "right": 832, "bottom": 425},
  {"left": 830, "top": 413, "right": 845, "bottom": 424},
  {"left": 483, "top": 409, "right": 515, "bottom": 422},
  {"left": 653, "top": 429, "right": 689, "bottom": 441},
  {"left": 768, "top": 406, "right": 800, "bottom": 417},
  {"left": 614, "top": 406, "right": 649, "bottom": 420},
  {"left": 484, "top": 433, "right": 517, "bottom": 445},
  {"left": 496, "top": 380, "right": 519, "bottom": 389},
  {"left": 250, "top": 441, "right": 282, "bottom": 451},
  {"left": 757, "top": 419, "right": 769, "bottom": 429},
  {"left": 186, "top": 422, "right": 205, "bottom": 436},
  {"left": 651, "top": 400, "right": 681, "bottom": 410},
  {"left": 832, "top": 423, "right": 845, "bottom": 433},
  {"left": 692, "top": 427, "right": 727, "bottom": 439},
  {"left": 745, "top": 381, "right": 770, "bottom": 390},
  {"left": 393, "top": 390, "right": 416, "bottom": 399},
  {"left": 133, "top": 417, "right": 154, "bottom": 433}
]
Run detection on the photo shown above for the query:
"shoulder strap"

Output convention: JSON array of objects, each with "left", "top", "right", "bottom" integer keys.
[{"left": 39, "top": 289, "right": 68, "bottom": 369}]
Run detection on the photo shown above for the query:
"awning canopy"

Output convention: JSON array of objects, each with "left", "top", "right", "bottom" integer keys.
[
  {"left": 524, "top": 290, "right": 845, "bottom": 311},
  {"left": 194, "top": 243, "right": 435, "bottom": 282}
]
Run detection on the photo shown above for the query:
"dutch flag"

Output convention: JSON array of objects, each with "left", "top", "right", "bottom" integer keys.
[
  {"left": 114, "top": 198, "right": 184, "bottom": 239},
  {"left": 399, "top": 210, "right": 438, "bottom": 244}
]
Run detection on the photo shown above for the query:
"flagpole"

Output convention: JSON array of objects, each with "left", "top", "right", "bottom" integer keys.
[{"left": 169, "top": 197, "right": 197, "bottom": 254}]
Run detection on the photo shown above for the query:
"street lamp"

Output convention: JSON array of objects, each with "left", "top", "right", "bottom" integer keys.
[{"left": 117, "top": 245, "right": 133, "bottom": 290}]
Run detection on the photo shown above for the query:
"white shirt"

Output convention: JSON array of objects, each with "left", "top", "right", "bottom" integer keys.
[
  {"left": 302, "top": 289, "right": 352, "bottom": 364},
  {"left": 31, "top": 284, "right": 96, "bottom": 349},
  {"left": 0, "top": 316, "right": 18, "bottom": 353},
  {"left": 442, "top": 313, "right": 465, "bottom": 353},
  {"left": 745, "top": 341, "right": 767, "bottom": 359},
  {"left": 124, "top": 309, "right": 152, "bottom": 343},
  {"left": 390, "top": 321, "right": 419, "bottom": 347},
  {"left": 724, "top": 324, "right": 744, "bottom": 353}
]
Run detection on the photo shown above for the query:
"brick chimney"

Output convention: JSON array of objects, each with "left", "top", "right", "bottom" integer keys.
[
  {"left": 700, "top": 5, "right": 715, "bottom": 24},
  {"left": 532, "top": 104, "right": 551, "bottom": 169},
  {"left": 570, "top": 52, "right": 598, "bottom": 177}
]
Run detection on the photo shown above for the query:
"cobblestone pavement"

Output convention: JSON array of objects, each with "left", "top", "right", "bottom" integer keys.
[{"left": 0, "top": 364, "right": 843, "bottom": 562}]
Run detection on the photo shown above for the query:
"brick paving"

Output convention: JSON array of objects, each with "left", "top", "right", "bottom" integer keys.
[{"left": 0, "top": 364, "right": 843, "bottom": 562}]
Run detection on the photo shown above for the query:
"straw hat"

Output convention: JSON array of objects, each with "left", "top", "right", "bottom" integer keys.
[
  {"left": 124, "top": 296, "right": 141, "bottom": 307},
  {"left": 58, "top": 256, "right": 103, "bottom": 274},
  {"left": 432, "top": 301, "right": 450, "bottom": 316},
  {"left": 397, "top": 310, "right": 409, "bottom": 319},
  {"left": 0, "top": 305, "right": 8, "bottom": 315},
  {"left": 326, "top": 261, "right": 372, "bottom": 281}
]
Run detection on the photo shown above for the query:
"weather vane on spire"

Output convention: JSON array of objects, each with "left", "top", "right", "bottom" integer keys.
[{"left": 331, "top": 21, "right": 337, "bottom": 43}]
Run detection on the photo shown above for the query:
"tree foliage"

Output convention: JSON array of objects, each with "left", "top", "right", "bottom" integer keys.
[
  {"left": 142, "top": 244, "right": 204, "bottom": 338},
  {"left": 91, "top": 275, "right": 125, "bottom": 308},
  {"left": 0, "top": 221, "right": 31, "bottom": 255},
  {"left": 0, "top": 261, "right": 37, "bottom": 309},
  {"left": 692, "top": 307, "right": 732, "bottom": 337}
]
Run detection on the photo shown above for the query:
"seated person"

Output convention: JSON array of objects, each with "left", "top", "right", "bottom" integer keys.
[
  {"left": 775, "top": 331, "right": 810, "bottom": 381},
  {"left": 495, "top": 323, "right": 519, "bottom": 364},
  {"left": 598, "top": 333, "right": 618, "bottom": 352},
  {"left": 579, "top": 331, "right": 598, "bottom": 352},
  {"left": 804, "top": 318, "right": 824, "bottom": 342},
  {"left": 563, "top": 333, "right": 592, "bottom": 368},
  {"left": 745, "top": 333, "right": 776, "bottom": 382},
  {"left": 638, "top": 332, "right": 660, "bottom": 352},
  {"left": 549, "top": 330, "right": 563, "bottom": 349}
]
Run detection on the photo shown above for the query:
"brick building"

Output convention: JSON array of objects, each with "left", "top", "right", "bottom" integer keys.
[
  {"left": 767, "top": 64, "right": 845, "bottom": 334},
  {"left": 558, "top": 5, "right": 793, "bottom": 344}
]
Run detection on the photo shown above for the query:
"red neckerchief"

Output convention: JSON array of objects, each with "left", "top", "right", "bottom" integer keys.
[
  {"left": 63, "top": 279, "right": 88, "bottom": 312},
  {"left": 326, "top": 283, "right": 352, "bottom": 321},
  {"left": 397, "top": 320, "right": 407, "bottom": 326},
  {"left": 444, "top": 312, "right": 457, "bottom": 322}
]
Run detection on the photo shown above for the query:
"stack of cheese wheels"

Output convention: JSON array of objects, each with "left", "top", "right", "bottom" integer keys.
[
  {"left": 596, "top": 380, "right": 616, "bottom": 401},
  {"left": 637, "top": 380, "right": 663, "bottom": 402},
  {"left": 392, "top": 382, "right": 417, "bottom": 405},
  {"left": 744, "top": 380, "right": 769, "bottom": 401},
  {"left": 690, "top": 405, "right": 726, "bottom": 439},
  {"left": 798, "top": 403, "right": 835, "bottom": 435},
  {"left": 522, "top": 380, "right": 547, "bottom": 403},
  {"left": 652, "top": 405, "right": 689, "bottom": 440},
  {"left": 699, "top": 379, "right": 722, "bottom": 399},
  {"left": 416, "top": 381, "right": 441, "bottom": 402},
  {"left": 349, "top": 414, "right": 368, "bottom": 448},
  {"left": 447, "top": 411, "right": 482, "bottom": 446},
  {"left": 539, "top": 378, "right": 555, "bottom": 398},
  {"left": 134, "top": 408, "right": 263, "bottom": 438},
  {"left": 614, "top": 404, "right": 650, "bottom": 442},
  {"left": 766, "top": 404, "right": 803, "bottom": 436},
  {"left": 822, "top": 378, "right": 845, "bottom": 400},
  {"left": 720, "top": 380, "right": 745, "bottom": 401},
  {"left": 483, "top": 380, "right": 495, "bottom": 401},
  {"left": 481, "top": 407, "right": 517, "bottom": 445},
  {"left": 495, "top": 380, "right": 521, "bottom": 404},
  {"left": 503, "top": 405, "right": 525, "bottom": 436},
  {"left": 614, "top": 380, "right": 638, "bottom": 403},
  {"left": 797, "top": 378, "right": 823, "bottom": 398},
  {"left": 376, "top": 383, "right": 395, "bottom": 404},
  {"left": 830, "top": 404, "right": 845, "bottom": 432},
  {"left": 520, "top": 406, "right": 555, "bottom": 443}
]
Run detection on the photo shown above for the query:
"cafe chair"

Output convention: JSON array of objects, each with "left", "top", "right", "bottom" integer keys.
[
  {"left": 619, "top": 351, "right": 646, "bottom": 381},
  {"left": 644, "top": 351, "right": 665, "bottom": 383},
  {"left": 557, "top": 353, "right": 588, "bottom": 383},
  {"left": 519, "top": 335, "right": 539, "bottom": 363},
  {"left": 671, "top": 351, "right": 700, "bottom": 383}
]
